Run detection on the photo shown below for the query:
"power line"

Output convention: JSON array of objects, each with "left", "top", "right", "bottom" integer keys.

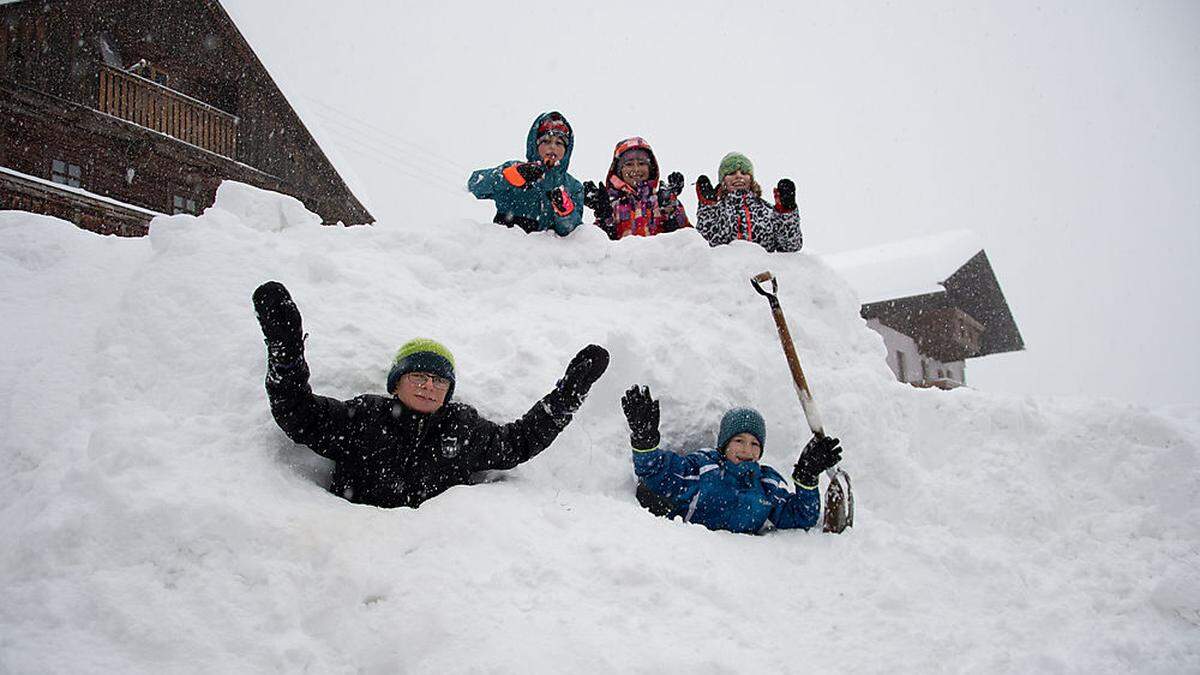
[
  {"left": 313, "top": 118, "right": 468, "bottom": 188},
  {"left": 300, "top": 95, "right": 474, "bottom": 176},
  {"left": 324, "top": 130, "right": 467, "bottom": 200}
]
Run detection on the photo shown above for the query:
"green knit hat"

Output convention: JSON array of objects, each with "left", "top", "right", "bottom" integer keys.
[
  {"left": 717, "top": 407, "right": 766, "bottom": 455},
  {"left": 718, "top": 152, "right": 754, "bottom": 180},
  {"left": 387, "top": 338, "right": 456, "bottom": 399}
]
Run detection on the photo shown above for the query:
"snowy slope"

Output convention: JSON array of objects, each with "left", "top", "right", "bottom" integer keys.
[{"left": 1, "top": 184, "right": 1197, "bottom": 673}]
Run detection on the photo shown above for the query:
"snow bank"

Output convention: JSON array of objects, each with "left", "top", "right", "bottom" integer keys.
[{"left": 2, "top": 186, "right": 1197, "bottom": 672}]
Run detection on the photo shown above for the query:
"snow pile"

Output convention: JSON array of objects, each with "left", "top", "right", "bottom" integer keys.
[{"left": 2, "top": 183, "right": 1198, "bottom": 672}]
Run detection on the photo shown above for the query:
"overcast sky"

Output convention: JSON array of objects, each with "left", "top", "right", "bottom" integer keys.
[{"left": 223, "top": 0, "right": 1199, "bottom": 408}]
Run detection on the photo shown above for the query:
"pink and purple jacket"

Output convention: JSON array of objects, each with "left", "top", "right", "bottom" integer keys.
[{"left": 595, "top": 137, "right": 691, "bottom": 240}]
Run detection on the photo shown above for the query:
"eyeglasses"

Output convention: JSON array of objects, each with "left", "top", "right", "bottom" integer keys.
[{"left": 403, "top": 372, "right": 451, "bottom": 390}]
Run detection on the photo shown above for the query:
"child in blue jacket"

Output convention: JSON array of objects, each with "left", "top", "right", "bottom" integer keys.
[
  {"left": 467, "top": 111, "right": 584, "bottom": 236},
  {"left": 622, "top": 385, "right": 842, "bottom": 534}
]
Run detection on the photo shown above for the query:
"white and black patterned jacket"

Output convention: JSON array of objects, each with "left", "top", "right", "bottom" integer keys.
[{"left": 695, "top": 190, "right": 802, "bottom": 253}]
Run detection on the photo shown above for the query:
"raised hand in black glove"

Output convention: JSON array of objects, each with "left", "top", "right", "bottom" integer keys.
[
  {"left": 793, "top": 434, "right": 842, "bottom": 487},
  {"left": 514, "top": 161, "right": 546, "bottom": 185},
  {"left": 666, "top": 171, "right": 685, "bottom": 195},
  {"left": 657, "top": 171, "right": 685, "bottom": 209},
  {"left": 547, "top": 186, "right": 576, "bottom": 217},
  {"left": 554, "top": 344, "right": 610, "bottom": 410},
  {"left": 583, "top": 180, "right": 603, "bottom": 209},
  {"left": 583, "top": 180, "right": 613, "bottom": 220},
  {"left": 252, "top": 281, "right": 304, "bottom": 364},
  {"left": 696, "top": 175, "right": 718, "bottom": 205},
  {"left": 621, "top": 385, "right": 661, "bottom": 450},
  {"left": 774, "top": 178, "right": 797, "bottom": 212}
]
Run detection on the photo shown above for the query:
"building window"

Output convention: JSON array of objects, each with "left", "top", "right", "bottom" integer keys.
[
  {"left": 51, "top": 160, "right": 82, "bottom": 188},
  {"left": 172, "top": 195, "right": 198, "bottom": 215}
]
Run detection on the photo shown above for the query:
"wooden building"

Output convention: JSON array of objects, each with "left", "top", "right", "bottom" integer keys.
[
  {"left": 1, "top": 0, "right": 372, "bottom": 236},
  {"left": 825, "top": 230, "right": 1024, "bottom": 389}
]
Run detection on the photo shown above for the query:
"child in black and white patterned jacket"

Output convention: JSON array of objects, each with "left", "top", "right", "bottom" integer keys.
[{"left": 694, "top": 152, "right": 802, "bottom": 253}]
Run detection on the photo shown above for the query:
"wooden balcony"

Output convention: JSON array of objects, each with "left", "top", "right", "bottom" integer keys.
[{"left": 97, "top": 63, "right": 238, "bottom": 158}]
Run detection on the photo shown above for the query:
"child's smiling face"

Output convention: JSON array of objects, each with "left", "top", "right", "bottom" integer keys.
[
  {"left": 618, "top": 156, "right": 652, "bottom": 186},
  {"left": 537, "top": 136, "right": 567, "bottom": 166},
  {"left": 723, "top": 432, "right": 762, "bottom": 464},
  {"left": 722, "top": 170, "right": 753, "bottom": 192}
]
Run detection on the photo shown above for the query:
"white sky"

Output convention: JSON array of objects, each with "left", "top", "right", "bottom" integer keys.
[{"left": 223, "top": 0, "right": 1200, "bottom": 407}]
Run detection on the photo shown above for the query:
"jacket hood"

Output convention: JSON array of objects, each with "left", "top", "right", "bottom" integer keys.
[
  {"left": 525, "top": 111, "right": 575, "bottom": 171},
  {"left": 606, "top": 136, "right": 660, "bottom": 192}
]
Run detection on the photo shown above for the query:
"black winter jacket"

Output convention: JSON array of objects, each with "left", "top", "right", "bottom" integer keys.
[{"left": 267, "top": 359, "right": 578, "bottom": 508}]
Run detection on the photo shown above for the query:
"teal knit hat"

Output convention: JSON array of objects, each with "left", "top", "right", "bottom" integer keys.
[
  {"left": 718, "top": 152, "right": 754, "bottom": 180},
  {"left": 716, "top": 407, "right": 766, "bottom": 453},
  {"left": 387, "top": 338, "right": 456, "bottom": 399}
]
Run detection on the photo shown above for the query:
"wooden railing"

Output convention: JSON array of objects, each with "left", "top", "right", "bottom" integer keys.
[{"left": 97, "top": 63, "right": 238, "bottom": 158}]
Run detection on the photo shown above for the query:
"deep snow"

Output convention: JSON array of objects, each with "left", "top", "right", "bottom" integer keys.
[{"left": 1, "top": 183, "right": 1197, "bottom": 673}]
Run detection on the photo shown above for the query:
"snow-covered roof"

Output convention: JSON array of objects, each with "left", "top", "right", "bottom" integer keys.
[
  {"left": 822, "top": 230, "right": 984, "bottom": 304},
  {"left": 0, "top": 164, "right": 164, "bottom": 217},
  {"left": 206, "top": 1, "right": 373, "bottom": 224}
]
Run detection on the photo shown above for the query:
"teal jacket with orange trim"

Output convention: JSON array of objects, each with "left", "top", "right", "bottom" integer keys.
[
  {"left": 467, "top": 111, "right": 585, "bottom": 236},
  {"left": 632, "top": 447, "right": 820, "bottom": 534}
]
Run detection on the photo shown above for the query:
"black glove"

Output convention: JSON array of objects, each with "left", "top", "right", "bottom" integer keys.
[
  {"left": 696, "top": 175, "right": 718, "bottom": 205},
  {"left": 793, "top": 435, "right": 842, "bottom": 487},
  {"left": 547, "top": 186, "right": 575, "bottom": 217},
  {"left": 774, "top": 178, "right": 797, "bottom": 212},
  {"left": 554, "top": 344, "right": 610, "bottom": 409},
  {"left": 621, "top": 385, "right": 661, "bottom": 450},
  {"left": 666, "top": 171, "right": 684, "bottom": 195},
  {"left": 583, "top": 180, "right": 613, "bottom": 220},
  {"left": 583, "top": 180, "right": 603, "bottom": 209},
  {"left": 252, "top": 281, "right": 304, "bottom": 365},
  {"left": 514, "top": 161, "right": 546, "bottom": 185},
  {"left": 656, "top": 171, "right": 685, "bottom": 209}
]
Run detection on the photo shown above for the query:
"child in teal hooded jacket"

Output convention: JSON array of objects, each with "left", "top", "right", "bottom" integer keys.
[{"left": 468, "top": 111, "right": 585, "bottom": 236}]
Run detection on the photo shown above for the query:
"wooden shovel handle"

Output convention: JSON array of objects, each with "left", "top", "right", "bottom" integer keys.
[{"left": 751, "top": 271, "right": 825, "bottom": 438}]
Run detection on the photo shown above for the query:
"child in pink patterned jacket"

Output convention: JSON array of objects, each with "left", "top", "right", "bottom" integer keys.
[{"left": 583, "top": 137, "right": 691, "bottom": 240}]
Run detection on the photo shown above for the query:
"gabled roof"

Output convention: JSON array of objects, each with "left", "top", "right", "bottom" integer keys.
[
  {"left": 822, "top": 230, "right": 983, "bottom": 304},
  {"left": 199, "top": 0, "right": 372, "bottom": 224},
  {"left": 0, "top": 0, "right": 373, "bottom": 226},
  {"left": 824, "top": 230, "right": 1025, "bottom": 358}
]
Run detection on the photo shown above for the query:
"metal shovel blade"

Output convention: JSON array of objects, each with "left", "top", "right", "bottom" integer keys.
[{"left": 822, "top": 468, "right": 854, "bottom": 533}]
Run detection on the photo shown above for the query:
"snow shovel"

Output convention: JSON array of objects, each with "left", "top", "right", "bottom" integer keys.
[{"left": 750, "top": 271, "right": 854, "bottom": 533}]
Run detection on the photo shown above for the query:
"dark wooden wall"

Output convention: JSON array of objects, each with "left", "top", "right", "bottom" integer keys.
[
  {"left": 1, "top": 0, "right": 372, "bottom": 227},
  {"left": 2, "top": 81, "right": 279, "bottom": 219}
]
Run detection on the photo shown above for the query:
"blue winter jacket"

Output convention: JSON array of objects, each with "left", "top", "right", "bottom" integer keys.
[
  {"left": 467, "top": 111, "right": 585, "bottom": 236},
  {"left": 633, "top": 447, "right": 820, "bottom": 534}
]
